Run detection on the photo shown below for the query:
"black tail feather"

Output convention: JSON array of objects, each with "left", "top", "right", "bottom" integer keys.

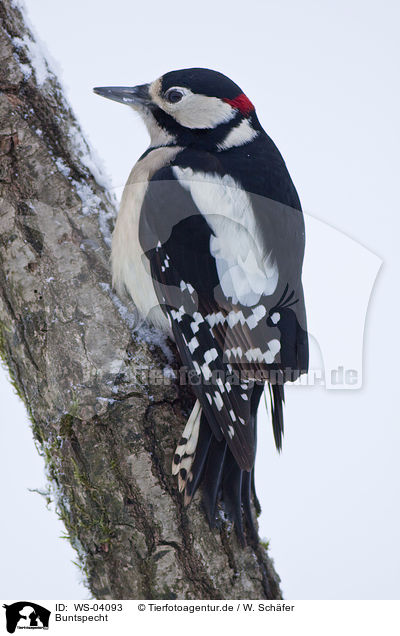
[
  {"left": 250, "top": 466, "right": 261, "bottom": 516},
  {"left": 269, "top": 382, "right": 285, "bottom": 452},
  {"left": 249, "top": 382, "right": 263, "bottom": 518},
  {"left": 242, "top": 469, "right": 259, "bottom": 542},
  {"left": 185, "top": 412, "right": 212, "bottom": 501},
  {"left": 222, "top": 450, "right": 245, "bottom": 545},
  {"left": 182, "top": 382, "right": 269, "bottom": 544},
  {"left": 201, "top": 436, "right": 227, "bottom": 526}
]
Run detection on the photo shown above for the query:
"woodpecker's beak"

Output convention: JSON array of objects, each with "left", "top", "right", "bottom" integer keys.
[{"left": 93, "top": 84, "right": 150, "bottom": 107}]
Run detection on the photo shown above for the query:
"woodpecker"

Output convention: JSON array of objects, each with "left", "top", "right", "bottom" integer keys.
[{"left": 94, "top": 68, "right": 308, "bottom": 544}]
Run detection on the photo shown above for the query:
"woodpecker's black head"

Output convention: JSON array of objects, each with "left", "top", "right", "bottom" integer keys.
[{"left": 94, "top": 68, "right": 261, "bottom": 150}]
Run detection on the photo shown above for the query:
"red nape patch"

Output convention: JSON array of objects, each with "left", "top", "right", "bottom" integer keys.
[{"left": 223, "top": 93, "right": 254, "bottom": 115}]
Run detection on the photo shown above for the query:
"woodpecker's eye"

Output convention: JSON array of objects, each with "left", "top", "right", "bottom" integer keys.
[{"left": 165, "top": 89, "right": 184, "bottom": 104}]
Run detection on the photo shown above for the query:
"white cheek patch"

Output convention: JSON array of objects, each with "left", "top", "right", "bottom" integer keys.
[
  {"left": 173, "top": 168, "right": 279, "bottom": 306},
  {"left": 171, "top": 94, "right": 236, "bottom": 129},
  {"left": 150, "top": 80, "right": 236, "bottom": 130}
]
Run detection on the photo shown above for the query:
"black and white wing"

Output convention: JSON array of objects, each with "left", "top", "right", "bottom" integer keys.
[
  {"left": 140, "top": 170, "right": 256, "bottom": 463},
  {"left": 139, "top": 160, "right": 307, "bottom": 536}
]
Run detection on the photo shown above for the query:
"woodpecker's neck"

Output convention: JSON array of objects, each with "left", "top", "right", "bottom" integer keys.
[
  {"left": 144, "top": 107, "right": 262, "bottom": 153},
  {"left": 140, "top": 109, "right": 178, "bottom": 147},
  {"left": 216, "top": 114, "right": 261, "bottom": 151}
]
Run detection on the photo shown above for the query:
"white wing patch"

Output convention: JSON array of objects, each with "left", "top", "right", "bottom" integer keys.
[{"left": 173, "top": 167, "right": 278, "bottom": 305}]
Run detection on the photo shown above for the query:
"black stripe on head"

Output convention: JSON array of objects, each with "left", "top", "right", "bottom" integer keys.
[{"left": 161, "top": 68, "right": 243, "bottom": 100}]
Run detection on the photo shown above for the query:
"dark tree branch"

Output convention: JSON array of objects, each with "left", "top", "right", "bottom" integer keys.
[{"left": 0, "top": 0, "right": 282, "bottom": 599}]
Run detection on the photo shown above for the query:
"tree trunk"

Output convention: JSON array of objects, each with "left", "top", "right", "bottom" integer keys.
[{"left": 0, "top": 0, "right": 282, "bottom": 599}]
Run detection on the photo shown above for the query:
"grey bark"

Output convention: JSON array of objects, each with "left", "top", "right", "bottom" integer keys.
[{"left": 0, "top": 0, "right": 282, "bottom": 599}]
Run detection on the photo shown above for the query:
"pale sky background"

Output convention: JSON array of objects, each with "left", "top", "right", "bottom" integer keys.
[{"left": 1, "top": 0, "right": 399, "bottom": 600}]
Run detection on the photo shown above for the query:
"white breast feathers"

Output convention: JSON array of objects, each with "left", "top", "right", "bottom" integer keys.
[{"left": 111, "top": 146, "right": 182, "bottom": 334}]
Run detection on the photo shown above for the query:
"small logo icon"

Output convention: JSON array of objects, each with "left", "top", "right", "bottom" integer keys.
[{"left": 2, "top": 602, "right": 51, "bottom": 633}]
